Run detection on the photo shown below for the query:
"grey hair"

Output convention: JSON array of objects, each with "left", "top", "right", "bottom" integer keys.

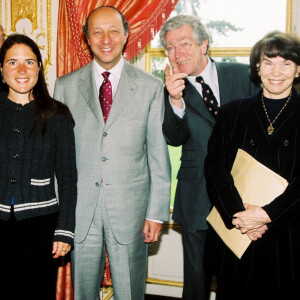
[{"left": 159, "top": 15, "right": 210, "bottom": 54}]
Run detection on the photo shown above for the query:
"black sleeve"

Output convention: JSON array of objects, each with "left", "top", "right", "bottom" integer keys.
[{"left": 162, "top": 87, "right": 190, "bottom": 146}]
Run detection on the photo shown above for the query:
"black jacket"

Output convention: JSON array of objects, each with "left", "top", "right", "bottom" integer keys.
[{"left": 0, "top": 96, "right": 77, "bottom": 245}]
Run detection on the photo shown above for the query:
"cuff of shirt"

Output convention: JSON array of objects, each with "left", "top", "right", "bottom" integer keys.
[
  {"left": 146, "top": 218, "right": 163, "bottom": 224},
  {"left": 169, "top": 97, "right": 186, "bottom": 118}
]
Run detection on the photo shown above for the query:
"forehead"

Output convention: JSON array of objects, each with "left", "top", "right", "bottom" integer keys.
[
  {"left": 165, "top": 24, "right": 194, "bottom": 43},
  {"left": 5, "top": 43, "right": 36, "bottom": 57},
  {"left": 88, "top": 7, "right": 123, "bottom": 28},
  {"left": 261, "top": 54, "right": 287, "bottom": 62}
]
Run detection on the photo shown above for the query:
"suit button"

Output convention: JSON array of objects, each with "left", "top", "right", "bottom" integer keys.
[
  {"left": 95, "top": 182, "right": 100, "bottom": 187},
  {"left": 249, "top": 139, "right": 255, "bottom": 146},
  {"left": 103, "top": 132, "right": 108, "bottom": 137},
  {"left": 10, "top": 178, "right": 17, "bottom": 184},
  {"left": 101, "top": 157, "right": 107, "bottom": 161},
  {"left": 13, "top": 128, "right": 20, "bottom": 134},
  {"left": 12, "top": 153, "right": 19, "bottom": 159},
  {"left": 283, "top": 140, "right": 289, "bottom": 147}
]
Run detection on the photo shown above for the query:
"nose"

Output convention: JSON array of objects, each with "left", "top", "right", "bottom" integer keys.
[
  {"left": 174, "top": 47, "right": 183, "bottom": 58},
  {"left": 101, "top": 32, "right": 112, "bottom": 44},
  {"left": 17, "top": 63, "right": 26, "bottom": 74},
  {"left": 273, "top": 64, "right": 281, "bottom": 76}
]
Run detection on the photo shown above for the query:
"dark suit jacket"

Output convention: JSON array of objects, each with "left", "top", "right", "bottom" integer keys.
[
  {"left": 204, "top": 88, "right": 300, "bottom": 290},
  {"left": 163, "top": 60, "right": 258, "bottom": 230}
]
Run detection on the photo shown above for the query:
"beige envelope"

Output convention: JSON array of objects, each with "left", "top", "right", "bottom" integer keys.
[{"left": 207, "top": 148, "right": 288, "bottom": 259}]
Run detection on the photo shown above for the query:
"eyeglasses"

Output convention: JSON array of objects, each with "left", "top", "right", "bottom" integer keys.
[{"left": 165, "top": 41, "right": 194, "bottom": 56}]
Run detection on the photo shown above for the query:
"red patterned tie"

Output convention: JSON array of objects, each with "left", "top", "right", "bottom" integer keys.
[{"left": 99, "top": 71, "right": 112, "bottom": 122}]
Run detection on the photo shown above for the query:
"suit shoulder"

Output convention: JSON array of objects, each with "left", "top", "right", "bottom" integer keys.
[
  {"left": 222, "top": 93, "right": 257, "bottom": 113},
  {"left": 124, "top": 62, "right": 163, "bottom": 86},
  {"left": 56, "top": 63, "right": 92, "bottom": 83},
  {"left": 217, "top": 61, "right": 250, "bottom": 73}
]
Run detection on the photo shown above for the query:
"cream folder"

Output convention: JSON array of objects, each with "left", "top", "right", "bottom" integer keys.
[{"left": 206, "top": 148, "right": 288, "bottom": 259}]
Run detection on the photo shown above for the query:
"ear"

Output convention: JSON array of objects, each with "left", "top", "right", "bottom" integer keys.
[
  {"left": 124, "top": 32, "right": 129, "bottom": 43},
  {"left": 256, "top": 63, "right": 261, "bottom": 76},
  {"left": 296, "top": 66, "right": 300, "bottom": 78},
  {"left": 200, "top": 40, "right": 208, "bottom": 54}
]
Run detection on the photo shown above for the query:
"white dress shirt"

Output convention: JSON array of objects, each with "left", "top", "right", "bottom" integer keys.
[
  {"left": 93, "top": 57, "right": 124, "bottom": 98},
  {"left": 171, "top": 57, "right": 220, "bottom": 118}
]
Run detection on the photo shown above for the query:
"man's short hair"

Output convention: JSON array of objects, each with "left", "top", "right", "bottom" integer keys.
[{"left": 159, "top": 15, "right": 210, "bottom": 54}]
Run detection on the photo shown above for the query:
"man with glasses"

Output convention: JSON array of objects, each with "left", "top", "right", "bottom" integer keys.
[{"left": 160, "top": 15, "right": 258, "bottom": 300}]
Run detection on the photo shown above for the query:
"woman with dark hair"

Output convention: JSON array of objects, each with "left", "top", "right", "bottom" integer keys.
[
  {"left": 0, "top": 34, "right": 77, "bottom": 299},
  {"left": 204, "top": 31, "right": 300, "bottom": 299}
]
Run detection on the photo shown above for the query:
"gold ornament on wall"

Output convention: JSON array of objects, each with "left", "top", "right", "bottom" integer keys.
[{"left": 11, "top": 0, "right": 38, "bottom": 32}]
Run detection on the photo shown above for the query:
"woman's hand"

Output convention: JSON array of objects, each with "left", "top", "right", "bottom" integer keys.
[
  {"left": 246, "top": 224, "right": 268, "bottom": 241},
  {"left": 232, "top": 204, "right": 271, "bottom": 234},
  {"left": 52, "top": 241, "right": 71, "bottom": 258}
]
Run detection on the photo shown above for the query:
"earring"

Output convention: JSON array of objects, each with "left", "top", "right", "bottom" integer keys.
[{"left": 2, "top": 75, "right": 5, "bottom": 83}]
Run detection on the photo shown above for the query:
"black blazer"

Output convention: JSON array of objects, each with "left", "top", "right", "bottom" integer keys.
[
  {"left": 163, "top": 60, "right": 258, "bottom": 230},
  {"left": 204, "top": 88, "right": 300, "bottom": 291}
]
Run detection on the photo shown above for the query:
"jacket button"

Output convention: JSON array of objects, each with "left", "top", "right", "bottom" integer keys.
[
  {"left": 10, "top": 178, "right": 17, "bottom": 184},
  {"left": 283, "top": 140, "right": 289, "bottom": 147},
  {"left": 13, "top": 128, "right": 20, "bottom": 134},
  {"left": 16, "top": 106, "right": 22, "bottom": 111},
  {"left": 12, "top": 153, "right": 19, "bottom": 159},
  {"left": 95, "top": 182, "right": 100, "bottom": 187},
  {"left": 101, "top": 157, "right": 107, "bottom": 161},
  {"left": 103, "top": 132, "right": 108, "bottom": 137},
  {"left": 249, "top": 139, "right": 255, "bottom": 146}
]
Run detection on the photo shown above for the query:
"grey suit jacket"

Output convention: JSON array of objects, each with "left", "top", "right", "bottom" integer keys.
[
  {"left": 54, "top": 61, "right": 171, "bottom": 244},
  {"left": 163, "top": 60, "right": 259, "bottom": 231}
]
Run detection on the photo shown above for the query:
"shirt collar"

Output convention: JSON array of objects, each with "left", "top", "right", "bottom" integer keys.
[{"left": 93, "top": 57, "right": 124, "bottom": 79}]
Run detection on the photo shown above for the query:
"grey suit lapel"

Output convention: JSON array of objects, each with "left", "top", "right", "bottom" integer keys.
[
  {"left": 78, "top": 63, "right": 105, "bottom": 126},
  {"left": 105, "top": 62, "right": 138, "bottom": 129},
  {"left": 215, "top": 62, "right": 233, "bottom": 106}
]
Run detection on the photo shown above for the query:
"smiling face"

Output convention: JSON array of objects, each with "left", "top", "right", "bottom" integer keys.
[
  {"left": 164, "top": 24, "right": 208, "bottom": 76},
  {"left": 259, "top": 55, "right": 300, "bottom": 99},
  {"left": 86, "top": 7, "right": 128, "bottom": 70},
  {"left": 1, "top": 43, "right": 40, "bottom": 104}
]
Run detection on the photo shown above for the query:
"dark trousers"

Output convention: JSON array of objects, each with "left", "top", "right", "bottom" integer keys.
[
  {"left": 0, "top": 210, "right": 59, "bottom": 300},
  {"left": 181, "top": 227, "right": 211, "bottom": 300}
]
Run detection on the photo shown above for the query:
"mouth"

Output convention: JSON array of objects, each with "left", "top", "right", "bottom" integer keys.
[
  {"left": 177, "top": 59, "right": 190, "bottom": 66},
  {"left": 16, "top": 78, "right": 29, "bottom": 83},
  {"left": 101, "top": 48, "right": 113, "bottom": 52}
]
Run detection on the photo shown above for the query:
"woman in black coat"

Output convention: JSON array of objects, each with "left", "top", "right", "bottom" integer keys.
[
  {"left": 0, "top": 34, "right": 77, "bottom": 300},
  {"left": 204, "top": 31, "right": 300, "bottom": 300}
]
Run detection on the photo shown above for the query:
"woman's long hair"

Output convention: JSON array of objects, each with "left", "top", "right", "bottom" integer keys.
[{"left": 0, "top": 34, "right": 74, "bottom": 134}]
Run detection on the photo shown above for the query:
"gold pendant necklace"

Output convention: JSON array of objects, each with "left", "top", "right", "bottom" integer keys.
[{"left": 261, "top": 92, "right": 291, "bottom": 135}]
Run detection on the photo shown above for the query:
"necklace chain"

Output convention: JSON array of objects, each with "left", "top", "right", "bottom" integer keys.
[{"left": 261, "top": 92, "right": 291, "bottom": 135}]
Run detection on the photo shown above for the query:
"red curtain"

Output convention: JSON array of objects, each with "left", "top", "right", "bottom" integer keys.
[
  {"left": 57, "top": 0, "right": 178, "bottom": 77},
  {"left": 56, "top": 1, "right": 178, "bottom": 299}
]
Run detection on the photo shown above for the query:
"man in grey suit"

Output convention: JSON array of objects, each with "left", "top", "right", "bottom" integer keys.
[
  {"left": 160, "top": 15, "right": 258, "bottom": 300},
  {"left": 54, "top": 6, "right": 171, "bottom": 300}
]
